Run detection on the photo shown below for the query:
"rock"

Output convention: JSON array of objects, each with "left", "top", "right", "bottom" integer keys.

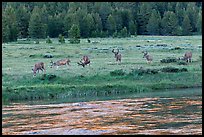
[{"left": 43, "top": 54, "right": 53, "bottom": 58}]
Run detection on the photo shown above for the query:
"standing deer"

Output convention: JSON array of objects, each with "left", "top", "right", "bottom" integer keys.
[
  {"left": 32, "top": 62, "right": 46, "bottom": 76},
  {"left": 77, "top": 55, "right": 90, "bottom": 67},
  {"left": 112, "top": 49, "right": 122, "bottom": 63},
  {"left": 179, "top": 51, "right": 192, "bottom": 63},
  {"left": 142, "top": 51, "right": 153, "bottom": 64},
  {"left": 50, "top": 58, "right": 71, "bottom": 69}
]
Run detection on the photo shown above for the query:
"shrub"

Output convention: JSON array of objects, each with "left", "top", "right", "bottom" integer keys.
[
  {"left": 177, "top": 61, "right": 187, "bottom": 65},
  {"left": 174, "top": 46, "right": 181, "bottom": 50},
  {"left": 58, "top": 34, "right": 65, "bottom": 44},
  {"left": 46, "top": 37, "right": 52, "bottom": 44},
  {"left": 160, "top": 57, "right": 178, "bottom": 63},
  {"left": 34, "top": 40, "right": 39, "bottom": 44},
  {"left": 160, "top": 67, "right": 179, "bottom": 73},
  {"left": 129, "top": 68, "right": 159, "bottom": 76},
  {"left": 160, "top": 67, "right": 187, "bottom": 73},
  {"left": 110, "top": 69, "right": 125, "bottom": 76},
  {"left": 69, "top": 38, "right": 80, "bottom": 44}
]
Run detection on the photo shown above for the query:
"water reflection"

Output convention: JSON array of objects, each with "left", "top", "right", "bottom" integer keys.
[{"left": 2, "top": 88, "right": 202, "bottom": 135}]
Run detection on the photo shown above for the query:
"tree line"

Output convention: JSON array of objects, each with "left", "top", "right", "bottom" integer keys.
[{"left": 2, "top": 2, "right": 202, "bottom": 43}]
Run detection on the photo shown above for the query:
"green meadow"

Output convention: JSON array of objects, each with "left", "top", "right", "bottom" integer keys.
[{"left": 2, "top": 35, "right": 202, "bottom": 103}]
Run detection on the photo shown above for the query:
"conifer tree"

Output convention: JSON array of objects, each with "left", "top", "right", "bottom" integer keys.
[
  {"left": 68, "top": 24, "right": 80, "bottom": 44},
  {"left": 107, "top": 14, "right": 116, "bottom": 36},
  {"left": 182, "top": 15, "right": 192, "bottom": 35},
  {"left": 28, "top": 6, "right": 47, "bottom": 39},
  {"left": 146, "top": 9, "right": 161, "bottom": 35}
]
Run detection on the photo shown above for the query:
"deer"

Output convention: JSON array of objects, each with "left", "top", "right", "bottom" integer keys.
[
  {"left": 112, "top": 49, "right": 122, "bottom": 63},
  {"left": 50, "top": 59, "right": 71, "bottom": 69},
  {"left": 77, "top": 55, "right": 90, "bottom": 67},
  {"left": 179, "top": 51, "right": 192, "bottom": 63},
  {"left": 32, "top": 62, "right": 46, "bottom": 76},
  {"left": 142, "top": 51, "right": 153, "bottom": 64}
]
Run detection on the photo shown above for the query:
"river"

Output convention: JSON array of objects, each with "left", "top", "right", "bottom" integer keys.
[{"left": 2, "top": 88, "right": 202, "bottom": 135}]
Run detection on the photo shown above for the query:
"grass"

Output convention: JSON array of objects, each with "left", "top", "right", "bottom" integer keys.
[{"left": 2, "top": 35, "right": 202, "bottom": 103}]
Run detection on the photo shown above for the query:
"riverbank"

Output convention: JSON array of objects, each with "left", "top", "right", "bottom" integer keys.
[{"left": 2, "top": 69, "right": 202, "bottom": 103}]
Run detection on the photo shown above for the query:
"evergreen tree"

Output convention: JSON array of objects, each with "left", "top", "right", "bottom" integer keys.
[
  {"left": 128, "top": 20, "right": 137, "bottom": 35},
  {"left": 28, "top": 6, "right": 47, "bottom": 39},
  {"left": 64, "top": 12, "right": 79, "bottom": 37},
  {"left": 119, "top": 27, "right": 128, "bottom": 37},
  {"left": 16, "top": 4, "right": 30, "bottom": 38},
  {"left": 2, "top": 13, "right": 10, "bottom": 43},
  {"left": 112, "top": 9, "right": 123, "bottom": 32},
  {"left": 92, "top": 13, "right": 103, "bottom": 37},
  {"left": 186, "top": 2, "right": 198, "bottom": 32},
  {"left": 80, "top": 13, "right": 94, "bottom": 38},
  {"left": 98, "top": 2, "right": 112, "bottom": 31},
  {"left": 182, "top": 15, "right": 192, "bottom": 35},
  {"left": 3, "top": 5, "right": 18, "bottom": 42},
  {"left": 175, "top": 2, "right": 185, "bottom": 26},
  {"left": 137, "top": 2, "right": 152, "bottom": 34},
  {"left": 68, "top": 24, "right": 80, "bottom": 44},
  {"left": 160, "top": 11, "right": 179, "bottom": 35},
  {"left": 196, "top": 11, "right": 202, "bottom": 34},
  {"left": 106, "top": 14, "right": 116, "bottom": 36},
  {"left": 146, "top": 9, "right": 161, "bottom": 35},
  {"left": 2, "top": 2, "right": 202, "bottom": 38}
]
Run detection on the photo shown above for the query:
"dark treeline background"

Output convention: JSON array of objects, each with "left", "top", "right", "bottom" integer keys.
[{"left": 2, "top": 2, "right": 202, "bottom": 43}]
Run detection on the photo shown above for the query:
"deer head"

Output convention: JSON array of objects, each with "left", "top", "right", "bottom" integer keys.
[
  {"left": 112, "top": 49, "right": 119, "bottom": 57},
  {"left": 142, "top": 51, "right": 148, "bottom": 58}
]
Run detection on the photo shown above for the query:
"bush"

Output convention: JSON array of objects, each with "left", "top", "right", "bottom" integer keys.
[
  {"left": 110, "top": 69, "right": 126, "bottom": 76},
  {"left": 129, "top": 68, "right": 159, "bottom": 76},
  {"left": 177, "top": 61, "right": 187, "bottom": 65},
  {"left": 174, "top": 46, "right": 181, "bottom": 50},
  {"left": 160, "top": 57, "right": 178, "bottom": 63},
  {"left": 58, "top": 34, "right": 65, "bottom": 44},
  {"left": 160, "top": 67, "right": 179, "bottom": 73},
  {"left": 160, "top": 67, "right": 187, "bottom": 73},
  {"left": 34, "top": 40, "right": 39, "bottom": 44},
  {"left": 46, "top": 37, "right": 52, "bottom": 44},
  {"left": 69, "top": 38, "right": 80, "bottom": 44}
]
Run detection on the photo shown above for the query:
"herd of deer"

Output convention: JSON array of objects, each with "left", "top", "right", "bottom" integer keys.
[{"left": 32, "top": 49, "right": 192, "bottom": 76}]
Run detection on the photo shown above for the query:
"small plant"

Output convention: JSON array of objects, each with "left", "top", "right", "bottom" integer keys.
[
  {"left": 34, "top": 40, "right": 39, "bottom": 44},
  {"left": 174, "top": 46, "right": 181, "bottom": 50},
  {"left": 129, "top": 68, "right": 159, "bottom": 76},
  {"left": 46, "top": 36, "right": 52, "bottom": 44},
  {"left": 58, "top": 34, "right": 65, "bottom": 44},
  {"left": 110, "top": 69, "right": 125, "bottom": 76},
  {"left": 177, "top": 61, "right": 187, "bottom": 65},
  {"left": 160, "top": 67, "right": 187, "bottom": 73},
  {"left": 160, "top": 57, "right": 178, "bottom": 63}
]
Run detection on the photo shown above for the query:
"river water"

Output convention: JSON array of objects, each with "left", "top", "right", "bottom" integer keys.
[{"left": 2, "top": 88, "right": 202, "bottom": 135}]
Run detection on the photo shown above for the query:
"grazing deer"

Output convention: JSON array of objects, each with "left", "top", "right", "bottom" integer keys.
[
  {"left": 77, "top": 55, "right": 90, "bottom": 67},
  {"left": 32, "top": 62, "right": 46, "bottom": 76},
  {"left": 142, "top": 51, "right": 153, "bottom": 64},
  {"left": 179, "top": 51, "right": 192, "bottom": 63},
  {"left": 50, "top": 59, "right": 71, "bottom": 69},
  {"left": 112, "top": 49, "right": 122, "bottom": 63}
]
